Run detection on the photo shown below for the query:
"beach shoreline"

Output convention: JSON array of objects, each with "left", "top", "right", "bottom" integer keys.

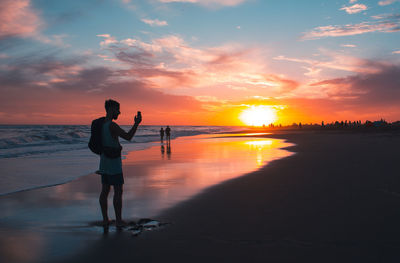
[
  {"left": 2, "top": 130, "right": 400, "bottom": 262},
  {"left": 102, "top": 130, "right": 400, "bottom": 263}
]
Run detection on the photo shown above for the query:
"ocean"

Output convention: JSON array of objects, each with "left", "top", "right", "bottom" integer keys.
[{"left": 0, "top": 125, "right": 242, "bottom": 196}]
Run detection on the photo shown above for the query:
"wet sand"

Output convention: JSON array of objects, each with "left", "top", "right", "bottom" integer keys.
[
  {"left": 0, "top": 133, "right": 291, "bottom": 263},
  {"left": 2, "top": 131, "right": 400, "bottom": 262}
]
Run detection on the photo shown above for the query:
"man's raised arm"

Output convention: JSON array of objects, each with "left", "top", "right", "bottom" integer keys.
[{"left": 110, "top": 113, "right": 142, "bottom": 141}]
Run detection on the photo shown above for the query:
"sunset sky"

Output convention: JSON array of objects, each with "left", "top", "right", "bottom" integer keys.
[{"left": 0, "top": 0, "right": 399, "bottom": 125}]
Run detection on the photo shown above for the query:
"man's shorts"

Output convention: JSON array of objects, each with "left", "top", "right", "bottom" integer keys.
[{"left": 101, "top": 173, "right": 124, "bottom": 185}]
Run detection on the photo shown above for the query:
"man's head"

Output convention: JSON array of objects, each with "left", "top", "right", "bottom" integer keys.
[{"left": 105, "top": 99, "right": 120, "bottom": 120}]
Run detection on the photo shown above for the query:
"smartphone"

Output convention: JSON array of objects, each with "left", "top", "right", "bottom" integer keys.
[{"left": 137, "top": 111, "right": 142, "bottom": 117}]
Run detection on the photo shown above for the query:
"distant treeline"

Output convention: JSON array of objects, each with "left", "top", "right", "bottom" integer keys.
[{"left": 263, "top": 119, "right": 400, "bottom": 131}]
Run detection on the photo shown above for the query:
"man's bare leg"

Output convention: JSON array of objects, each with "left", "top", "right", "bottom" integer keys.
[
  {"left": 99, "top": 184, "right": 110, "bottom": 225},
  {"left": 113, "top": 184, "right": 125, "bottom": 226}
]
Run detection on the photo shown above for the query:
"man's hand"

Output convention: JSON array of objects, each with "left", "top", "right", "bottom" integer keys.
[
  {"left": 134, "top": 112, "right": 142, "bottom": 125},
  {"left": 111, "top": 111, "right": 142, "bottom": 141}
]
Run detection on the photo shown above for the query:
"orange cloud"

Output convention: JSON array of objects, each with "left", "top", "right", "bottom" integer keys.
[
  {"left": 0, "top": 32, "right": 304, "bottom": 124},
  {"left": 340, "top": 4, "right": 368, "bottom": 14},
  {"left": 378, "top": 0, "right": 398, "bottom": 6},
  {"left": 0, "top": 0, "right": 42, "bottom": 39},
  {"left": 141, "top": 18, "right": 168, "bottom": 27},
  {"left": 341, "top": 44, "right": 357, "bottom": 48},
  {"left": 2, "top": 50, "right": 400, "bottom": 125},
  {"left": 97, "top": 34, "right": 295, "bottom": 100},
  {"left": 274, "top": 52, "right": 389, "bottom": 76},
  {"left": 302, "top": 15, "right": 400, "bottom": 40}
]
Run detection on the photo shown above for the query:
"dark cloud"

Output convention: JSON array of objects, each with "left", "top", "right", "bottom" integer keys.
[
  {"left": 312, "top": 64, "right": 400, "bottom": 106},
  {"left": 0, "top": 51, "right": 205, "bottom": 124},
  {"left": 114, "top": 50, "right": 155, "bottom": 68},
  {"left": 0, "top": 54, "right": 86, "bottom": 86},
  {"left": 207, "top": 50, "right": 248, "bottom": 66},
  {"left": 105, "top": 43, "right": 199, "bottom": 87}
]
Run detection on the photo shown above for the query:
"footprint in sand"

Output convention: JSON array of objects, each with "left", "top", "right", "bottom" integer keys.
[{"left": 89, "top": 218, "right": 169, "bottom": 236}]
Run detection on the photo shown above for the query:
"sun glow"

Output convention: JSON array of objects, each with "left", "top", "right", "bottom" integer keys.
[{"left": 239, "top": 105, "right": 277, "bottom": 126}]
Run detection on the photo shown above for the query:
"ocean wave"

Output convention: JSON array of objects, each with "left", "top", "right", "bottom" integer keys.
[
  {"left": 0, "top": 126, "right": 90, "bottom": 149},
  {"left": 0, "top": 125, "right": 240, "bottom": 159}
]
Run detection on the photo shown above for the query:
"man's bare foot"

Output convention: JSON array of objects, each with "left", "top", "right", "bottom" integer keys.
[{"left": 101, "top": 219, "right": 111, "bottom": 226}]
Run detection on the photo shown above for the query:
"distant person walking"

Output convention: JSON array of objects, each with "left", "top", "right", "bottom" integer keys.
[
  {"left": 97, "top": 99, "right": 142, "bottom": 227},
  {"left": 160, "top": 127, "right": 164, "bottom": 143},
  {"left": 165, "top": 126, "right": 171, "bottom": 143}
]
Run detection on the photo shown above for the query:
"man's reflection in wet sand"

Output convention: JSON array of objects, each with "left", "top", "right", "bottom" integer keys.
[{"left": 103, "top": 224, "right": 109, "bottom": 235}]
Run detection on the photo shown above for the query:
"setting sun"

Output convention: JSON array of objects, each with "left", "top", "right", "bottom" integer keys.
[{"left": 240, "top": 105, "right": 277, "bottom": 126}]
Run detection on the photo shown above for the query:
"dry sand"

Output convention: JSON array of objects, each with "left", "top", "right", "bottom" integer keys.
[{"left": 2, "top": 131, "right": 400, "bottom": 263}]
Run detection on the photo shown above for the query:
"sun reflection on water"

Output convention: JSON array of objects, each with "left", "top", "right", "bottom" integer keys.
[
  {"left": 245, "top": 140, "right": 273, "bottom": 147},
  {"left": 244, "top": 140, "right": 275, "bottom": 166}
]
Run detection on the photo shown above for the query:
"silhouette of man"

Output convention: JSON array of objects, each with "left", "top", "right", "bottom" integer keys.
[
  {"left": 160, "top": 127, "right": 164, "bottom": 143},
  {"left": 165, "top": 126, "right": 171, "bottom": 143},
  {"left": 98, "top": 99, "right": 142, "bottom": 227}
]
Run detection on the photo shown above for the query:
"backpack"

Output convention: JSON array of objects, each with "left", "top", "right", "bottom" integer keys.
[{"left": 88, "top": 117, "right": 105, "bottom": 155}]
